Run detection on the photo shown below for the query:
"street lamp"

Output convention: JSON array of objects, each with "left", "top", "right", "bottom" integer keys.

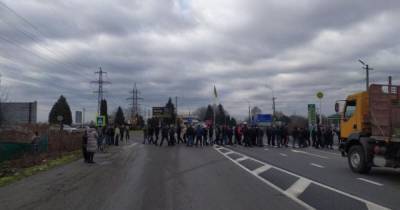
[
  {"left": 265, "top": 85, "right": 276, "bottom": 121},
  {"left": 359, "top": 59, "right": 373, "bottom": 91}
]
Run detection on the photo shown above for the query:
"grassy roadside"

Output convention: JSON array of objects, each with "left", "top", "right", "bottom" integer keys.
[{"left": 0, "top": 150, "right": 81, "bottom": 187}]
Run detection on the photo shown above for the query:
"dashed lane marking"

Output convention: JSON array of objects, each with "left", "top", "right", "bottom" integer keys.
[
  {"left": 357, "top": 178, "right": 384, "bottom": 187},
  {"left": 280, "top": 153, "right": 288, "bottom": 157},
  {"left": 291, "top": 149, "right": 329, "bottom": 159},
  {"left": 310, "top": 163, "right": 325, "bottom": 168},
  {"left": 214, "top": 146, "right": 389, "bottom": 210},
  {"left": 264, "top": 148, "right": 269, "bottom": 151}
]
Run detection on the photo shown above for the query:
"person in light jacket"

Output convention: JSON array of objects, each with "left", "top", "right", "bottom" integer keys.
[{"left": 86, "top": 128, "right": 98, "bottom": 164}]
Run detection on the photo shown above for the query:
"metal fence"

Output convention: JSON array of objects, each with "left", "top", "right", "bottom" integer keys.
[{"left": 0, "top": 135, "right": 48, "bottom": 162}]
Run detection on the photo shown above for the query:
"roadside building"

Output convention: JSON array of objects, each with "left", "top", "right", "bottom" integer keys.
[{"left": 0, "top": 101, "right": 37, "bottom": 125}]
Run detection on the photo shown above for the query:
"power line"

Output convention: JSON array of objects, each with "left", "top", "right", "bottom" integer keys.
[
  {"left": 91, "top": 67, "right": 110, "bottom": 114},
  {"left": 0, "top": 2, "right": 93, "bottom": 81}
]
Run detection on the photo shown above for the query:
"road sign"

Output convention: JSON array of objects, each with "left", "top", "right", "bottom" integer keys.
[
  {"left": 316, "top": 92, "right": 324, "bottom": 99},
  {"left": 256, "top": 114, "right": 272, "bottom": 123},
  {"left": 152, "top": 107, "right": 171, "bottom": 118},
  {"left": 96, "top": 115, "right": 105, "bottom": 127},
  {"left": 308, "top": 104, "right": 317, "bottom": 125},
  {"left": 256, "top": 114, "right": 272, "bottom": 126}
]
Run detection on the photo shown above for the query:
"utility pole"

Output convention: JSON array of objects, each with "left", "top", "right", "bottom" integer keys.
[
  {"left": 272, "top": 96, "right": 276, "bottom": 120},
  {"left": 82, "top": 108, "right": 86, "bottom": 127},
  {"left": 359, "top": 59, "right": 374, "bottom": 91},
  {"left": 91, "top": 67, "right": 110, "bottom": 115},
  {"left": 175, "top": 96, "right": 178, "bottom": 127}
]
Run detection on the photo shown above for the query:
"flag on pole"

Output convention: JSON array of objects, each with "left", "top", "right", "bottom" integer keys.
[{"left": 213, "top": 85, "right": 218, "bottom": 98}]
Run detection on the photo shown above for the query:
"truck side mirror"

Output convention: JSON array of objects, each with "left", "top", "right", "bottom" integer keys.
[{"left": 335, "top": 102, "right": 340, "bottom": 113}]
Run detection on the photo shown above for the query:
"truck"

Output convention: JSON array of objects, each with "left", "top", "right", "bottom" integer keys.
[{"left": 336, "top": 78, "right": 400, "bottom": 173}]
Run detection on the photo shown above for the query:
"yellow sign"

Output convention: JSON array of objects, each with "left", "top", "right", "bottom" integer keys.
[{"left": 316, "top": 92, "right": 324, "bottom": 99}]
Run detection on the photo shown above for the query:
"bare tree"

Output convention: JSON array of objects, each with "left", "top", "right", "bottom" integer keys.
[{"left": 251, "top": 106, "right": 262, "bottom": 118}]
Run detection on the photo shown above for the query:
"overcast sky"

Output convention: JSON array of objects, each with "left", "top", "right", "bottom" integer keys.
[{"left": 1, "top": 0, "right": 400, "bottom": 122}]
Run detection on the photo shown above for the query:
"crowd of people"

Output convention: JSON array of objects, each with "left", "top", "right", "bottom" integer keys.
[
  {"left": 81, "top": 122, "right": 337, "bottom": 164},
  {"left": 81, "top": 125, "right": 130, "bottom": 164},
  {"left": 143, "top": 122, "right": 338, "bottom": 150}
]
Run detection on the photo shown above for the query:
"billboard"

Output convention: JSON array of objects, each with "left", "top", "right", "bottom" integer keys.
[
  {"left": 308, "top": 104, "right": 317, "bottom": 125},
  {"left": 75, "top": 111, "right": 82, "bottom": 124},
  {"left": 256, "top": 114, "right": 272, "bottom": 126},
  {"left": 152, "top": 107, "right": 171, "bottom": 118}
]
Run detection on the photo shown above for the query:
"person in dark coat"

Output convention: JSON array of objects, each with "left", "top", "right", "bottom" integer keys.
[
  {"left": 243, "top": 124, "right": 251, "bottom": 147},
  {"left": 203, "top": 126, "right": 208, "bottom": 146},
  {"left": 195, "top": 125, "right": 203, "bottom": 146},
  {"left": 159, "top": 125, "right": 169, "bottom": 147},
  {"left": 208, "top": 125, "right": 214, "bottom": 145},
  {"left": 227, "top": 126, "right": 233, "bottom": 145},
  {"left": 177, "top": 125, "right": 184, "bottom": 144},
  {"left": 82, "top": 130, "right": 89, "bottom": 163},
  {"left": 169, "top": 126, "right": 176, "bottom": 146},
  {"left": 186, "top": 124, "right": 195, "bottom": 146},
  {"left": 154, "top": 124, "right": 160, "bottom": 145},
  {"left": 257, "top": 126, "right": 264, "bottom": 147}
]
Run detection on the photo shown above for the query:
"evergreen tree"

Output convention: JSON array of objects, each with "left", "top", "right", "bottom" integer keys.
[
  {"left": 100, "top": 99, "right": 108, "bottom": 125},
  {"left": 48, "top": 95, "right": 72, "bottom": 125},
  {"left": 205, "top": 105, "right": 214, "bottom": 121},
  {"left": 216, "top": 104, "right": 226, "bottom": 125},
  {"left": 164, "top": 97, "right": 176, "bottom": 125},
  {"left": 114, "top": 106, "right": 125, "bottom": 125}
]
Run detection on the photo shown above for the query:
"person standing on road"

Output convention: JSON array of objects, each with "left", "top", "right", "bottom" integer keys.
[
  {"left": 143, "top": 125, "right": 148, "bottom": 144},
  {"left": 257, "top": 126, "right": 264, "bottom": 147},
  {"left": 208, "top": 125, "right": 214, "bottom": 145},
  {"left": 114, "top": 125, "right": 121, "bottom": 146},
  {"left": 82, "top": 130, "right": 89, "bottom": 163},
  {"left": 243, "top": 123, "right": 251, "bottom": 147},
  {"left": 169, "top": 126, "right": 176, "bottom": 146},
  {"left": 311, "top": 126, "right": 317, "bottom": 147},
  {"left": 154, "top": 124, "right": 160, "bottom": 144},
  {"left": 186, "top": 124, "right": 195, "bottom": 147},
  {"left": 195, "top": 125, "right": 203, "bottom": 146},
  {"left": 203, "top": 126, "right": 208, "bottom": 146},
  {"left": 125, "top": 126, "right": 130, "bottom": 143},
  {"left": 159, "top": 125, "right": 169, "bottom": 147},
  {"left": 292, "top": 127, "right": 298, "bottom": 148},
  {"left": 177, "top": 124, "right": 184, "bottom": 144},
  {"left": 86, "top": 128, "right": 98, "bottom": 164},
  {"left": 227, "top": 126, "right": 233, "bottom": 145},
  {"left": 234, "top": 125, "right": 240, "bottom": 145}
]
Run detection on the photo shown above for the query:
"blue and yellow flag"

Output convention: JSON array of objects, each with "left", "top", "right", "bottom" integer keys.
[{"left": 213, "top": 85, "right": 218, "bottom": 98}]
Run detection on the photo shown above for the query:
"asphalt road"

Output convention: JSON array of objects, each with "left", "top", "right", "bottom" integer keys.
[{"left": 0, "top": 134, "right": 399, "bottom": 210}]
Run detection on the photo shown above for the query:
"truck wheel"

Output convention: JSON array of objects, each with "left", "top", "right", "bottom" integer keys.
[{"left": 348, "top": 145, "right": 371, "bottom": 174}]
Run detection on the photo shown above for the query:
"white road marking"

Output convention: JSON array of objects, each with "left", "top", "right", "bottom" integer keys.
[
  {"left": 252, "top": 165, "right": 272, "bottom": 175},
  {"left": 307, "top": 148, "right": 342, "bottom": 157},
  {"left": 213, "top": 146, "right": 315, "bottom": 210},
  {"left": 310, "top": 163, "right": 325, "bottom": 168},
  {"left": 224, "top": 151, "right": 235, "bottom": 155},
  {"left": 214, "top": 146, "right": 390, "bottom": 210},
  {"left": 264, "top": 148, "right": 269, "bottom": 151},
  {"left": 285, "top": 178, "right": 312, "bottom": 197},
  {"left": 236, "top": 157, "right": 249, "bottom": 162},
  {"left": 291, "top": 149, "right": 329, "bottom": 159},
  {"left": 357, "top": 178, "right": 384, "bottom": 187},
  {"left": 280, "top": 153, "right": 288, "bottom": 157}
]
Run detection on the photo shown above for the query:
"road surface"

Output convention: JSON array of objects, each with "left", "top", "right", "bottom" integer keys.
[{"left": 0, "top": 134, "right": 399, "bottom": 210}]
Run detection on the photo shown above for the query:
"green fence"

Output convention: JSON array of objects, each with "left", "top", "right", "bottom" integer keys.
[{"left": 0, "top": 136, "right": 48, "bottom": 162}]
